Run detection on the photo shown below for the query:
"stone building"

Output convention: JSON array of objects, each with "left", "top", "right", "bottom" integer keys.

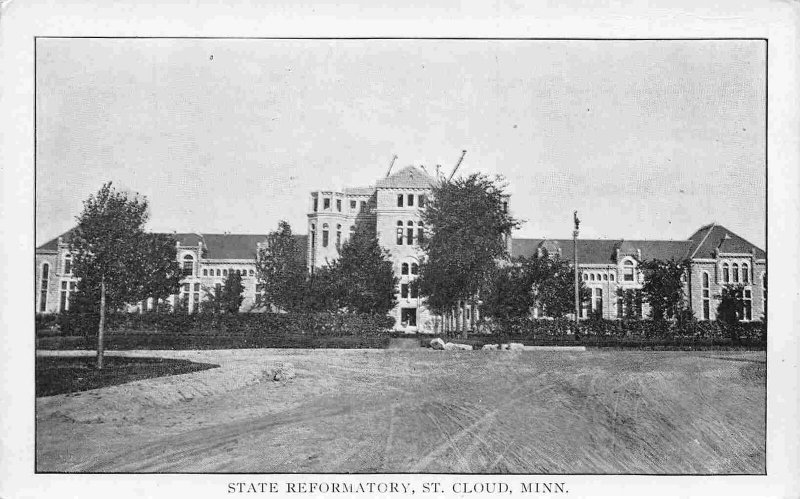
[
  {"left": 37, "top": 172, "right": 765, "bottom": 328},
  {"left": 307, "top": 166, "right": 435, "bottom": 331},
  {"left": 512, "top": 223, "right": 766, "bottom": 321},
  {"left": 35, "top": 231, "right": 306, "bottom": 314}
]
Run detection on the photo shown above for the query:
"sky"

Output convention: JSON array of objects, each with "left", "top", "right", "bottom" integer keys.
[{"left": 36, "top": 38, "right": 766, "bottom": 247}]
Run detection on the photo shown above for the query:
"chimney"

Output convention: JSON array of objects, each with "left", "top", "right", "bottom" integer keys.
[
  {"left": 637, "top": 248, "right": 641, "bottom": 260},
  {"left": 615, "top": 248, "right": 620, "bottom": 262},
  {"left": 58, "top": 237, "right": 63, "bottom": 245}
]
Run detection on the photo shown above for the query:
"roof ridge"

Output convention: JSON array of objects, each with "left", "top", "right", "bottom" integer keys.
[{"left": 689, "top": 222, "right": 716, "bottom": 259}]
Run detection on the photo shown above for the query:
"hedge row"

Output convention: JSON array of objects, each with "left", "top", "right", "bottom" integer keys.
[
  {"left": 36, "top": 311, "right": 395, "bottom": 338},
  {"left": 459, "top": 317, "right": 766, "bottom": 349}
]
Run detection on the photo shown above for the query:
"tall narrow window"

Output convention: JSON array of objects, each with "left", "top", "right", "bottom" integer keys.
[
  {"left": 64, "top": 254, "right": 73, "bottom": 275},
  {"left": 411, "top": 263, "right": 419, "bottom": 275},
  {"left": 182, "top": 254, "right": 194, "bottom": 276},
  {"left": 502, "top": 201, "right": 508, "bottom": 213},
  {"left": 743, "top": 289, "right": 752, "bottom": 321},
  {"left": 336, "top": 224, "right": 342, "bottom": 248},
  {"left": 722, "top": 263, "right": 730, "bottom": 283},
  {"left": 360, "top": 201, "right": 366, "bottom": 212},
  {"left": 401, "top": 263, "right": 409, "bottom": 275},
  {"left": 60, "top": 281, "right": 68, "bottom": 311},
  {"left": 350, "top": 200, "right": 356, "bottom": 210},
  {"left": 406, "top": 220, "right": 414, "bottom": 245},
  {"left": 349, "top": 225, "right": 355, "bottom": 238},
  {"left": 313, "top": 198, "right": 318, "bottom": 212},
  {"left": 732, "top": 263, "right": 739, "bottom": 283},
  {"left": 742, "top": 263, "right": 750, "bottom": 283},
  {"left": 407, "top": 194, "right": 414, "bottom": 206},
  {"left": 417, "top": 222, "right": 425, "bottom": 244},
  {"left": 702, "top": 271, "right": 711, "bottom": 320},
  {"left": 397, "top": 194, "right": 404, "bottom": 207},
  {"left": 216, "top": 269, "right": 221, "bottom": 277},
  {"left": 419, "top": 195, "right": 426, "bottom": 208},
  {"left": 323, "top": 198, "right": 330, "bottom": 210},
  {"left": 593, "top": 288, "right": 603, "bottom": 317},
  {"left": 396, "top": 221, "right": 404, "bottom": 245},
  {"left": 39, "top": 263, "right": 50, "bottom": 312},
  {"left": 203, "top": 269, "right": 208, "bottom": 276},
  {"left": 401, "top": 283, "right": 409, "bottom": 299},
  {"left": 616, "top": 297, "right": 623, "bottom": 318},
  {"left": 322, "top": 224, "right": 329, "bottom": 248},
  {"left": 336, "top": 199, "right": 342, "bottom": 212},
  {"left": 311, "top": 223, "right": 316, "bottom": 248},
  {"left": 762, "top": 272, "right": 767, "bottom": 315}
]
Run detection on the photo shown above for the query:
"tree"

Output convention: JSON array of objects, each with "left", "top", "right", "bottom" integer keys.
[
  {"left": 616, "top": 288, "right": 644, "bottom": 319},
  {"left": 418, "top": 173, "right": 521, "bottom": 337},
  {"left": 527, "top": 254, "right": 589, "bottom": 318},
  {"left": 219, "top": 271, "right": 244, "bottom": 313},
  {"left": 255, "top": 221, "right": 307, "bottom": 312},
  {"left": 482, "top": 263, "right": 535, "bottom": 322},
  {"left": 716, "top": 284, "right": 744, "bottom": 325},
  {"left": 333, "top": 221, "right": 398, "bottom": 315},
  {"left": 639, "top": 258, "right": 688, "bottom": 321},
  {"left": 71, "top": 182, "right": 182, "bottom": 369}
]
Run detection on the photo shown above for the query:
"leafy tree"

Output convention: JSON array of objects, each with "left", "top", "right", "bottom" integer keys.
[
  {"left": 255, "top": 221, "right": 308, "bottom": 312},
  {"left": 482, "top": 254, "right": 588, "bottom": 322},
  {"left": 71, "top": 182, "right": 182, "bottom": 368},
  {"left": 716, "top": 284, "right": 745, "bottom": 325},
  {"left": 418, "top": 173, "right": 521, "bottom": 337},
  {"left": 528, "top": 254, "right": 589, "bottom": 319},
  {"left": 616, "top": 288, "right": 644, "bottom": 319},
  {"left": 482, "top": 263, "right": 535, "bottom": 322},
  {"left": 333, "top": 221, "right": 398, "bottom": 315},
  {"left": 639, "top": 258, "right": 689, "bottom": 321},
  {"left": 219, "top": 271, "right": 245, "bottom": 313}
]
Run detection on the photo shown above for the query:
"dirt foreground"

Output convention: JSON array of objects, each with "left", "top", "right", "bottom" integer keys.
[{"left": 36, "top": 348, "right": 765, "bottom": 473}]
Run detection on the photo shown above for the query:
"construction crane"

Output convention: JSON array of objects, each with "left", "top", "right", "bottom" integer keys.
[
  {"left": 447, "top": 150, "right": 467, "bottom": 182},
  {"left": 385, "top": 154, "right": 398, "bottom": 177}
]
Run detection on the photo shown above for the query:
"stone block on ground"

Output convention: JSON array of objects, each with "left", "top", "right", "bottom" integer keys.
[
  {"left": 482, "top": 344, "right": 499, "bottom": 350},
  {"left": 444, "top": 342, "right": 472, "bottom": 351},
  {"left": 430, "top": 338, "right": 446, "bottom": 350},
  {"left": 268, "top": 362, "right": 296, "bottom": 382}
]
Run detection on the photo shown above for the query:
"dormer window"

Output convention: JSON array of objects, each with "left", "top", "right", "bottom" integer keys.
[
  {"left": 622, "top": 259, "right": 635, "bottom": 282},
  {"left": 182, "top": 254, "right": 194, "bottom": 276}
]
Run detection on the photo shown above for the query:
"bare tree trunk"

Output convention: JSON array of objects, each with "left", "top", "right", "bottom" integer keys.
[
  {"left": 460, "top": 301, "right": 466, "bottom": 339},
  {"left": 97, "top": 275, "right": 106, "bottom": 370}
]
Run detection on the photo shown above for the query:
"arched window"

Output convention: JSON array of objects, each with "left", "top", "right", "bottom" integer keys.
[
  {"left": 702, "top": 271, "right": 711, "bottom": 320},
  {"left": 401, "top": 263, "right": 409, "bottom": 275},
  {"left": 610, "top": 273, "right": 616, "bottom": 282},
  {"left": 350, "top": 225, "right": 355, "bottom": 236},
  {"left": 406, "top": 220, "right": 415, "bottom": 245},
  {"left": 590, "top": 273, "right": 595, "bottom": 281},
  {"left": 742, "top": 263, "right": 749, "bottom": 283},
  {"left": 39, "top": 263, "right": 50, "bottom": 312},
  {"left": 396, "top": 221, "right": 404, "bottom": 245},
  {"left": 732, "top": 263, "right": 739, "bottom": 283},
  {"left": 223, "top": 269, "right": 228, "bottom": 277},
  {"left": 722, "top": 263, "right": 730, "bottom": 283},
  {"left": 336, "top": 224, "right": 342, "bottom": 248},
  {"left": 216, "top": 269, "right": 221, "bottom": 277},
  {"left": 411, "top": 263, "right": 419, "bottom": 275},
  {"left": 249, "top": 269, "right": 254, "bottom": 276},
  {"left": 583, "top": 273, "right": 588, "bottom": 281},
  {"left": 182, "top": 254, "right": 194, "bottom": 276},
  {"left": 64, "top": 254, "right": 73, "bottom": 275},
  {"left": 322, "top": 223, "right": 329, "bottom": 247},
  {"left": 622, "top": 259, "right": 635, "bottom": 282}
]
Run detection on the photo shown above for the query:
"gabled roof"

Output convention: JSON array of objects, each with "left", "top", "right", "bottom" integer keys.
[
  {"left": 36, "top": 228, "right": 76, "bottom": 251},
  {"left": 375, "top": 165, "right": 436, "bottom": 189},
  {"left": 512, "top": 238, "right": 693, "bottom": 264},
  {"left": 37, "top": 228, "right": 307, "bottom": 262},
  {"left": 687, "top": 223, "right": 766, "bottom": 259}
]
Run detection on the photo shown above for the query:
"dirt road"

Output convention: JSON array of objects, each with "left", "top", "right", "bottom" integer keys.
[{"left": 36, "top": 349, "right": 765, "bottom": 473}]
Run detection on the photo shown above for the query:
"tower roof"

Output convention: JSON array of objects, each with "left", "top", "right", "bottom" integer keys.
[{"left": 375, "top": 165, "right": 436, "bottom": 189}]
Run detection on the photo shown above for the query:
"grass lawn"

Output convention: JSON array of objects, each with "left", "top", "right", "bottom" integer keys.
[{"left": 36, "top": 355, "right": 220, "bottom": 397}]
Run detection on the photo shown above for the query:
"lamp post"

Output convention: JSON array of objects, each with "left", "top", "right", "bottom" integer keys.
[{"left": 573, "top": 211, "right": 580, "bottom": 323}]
